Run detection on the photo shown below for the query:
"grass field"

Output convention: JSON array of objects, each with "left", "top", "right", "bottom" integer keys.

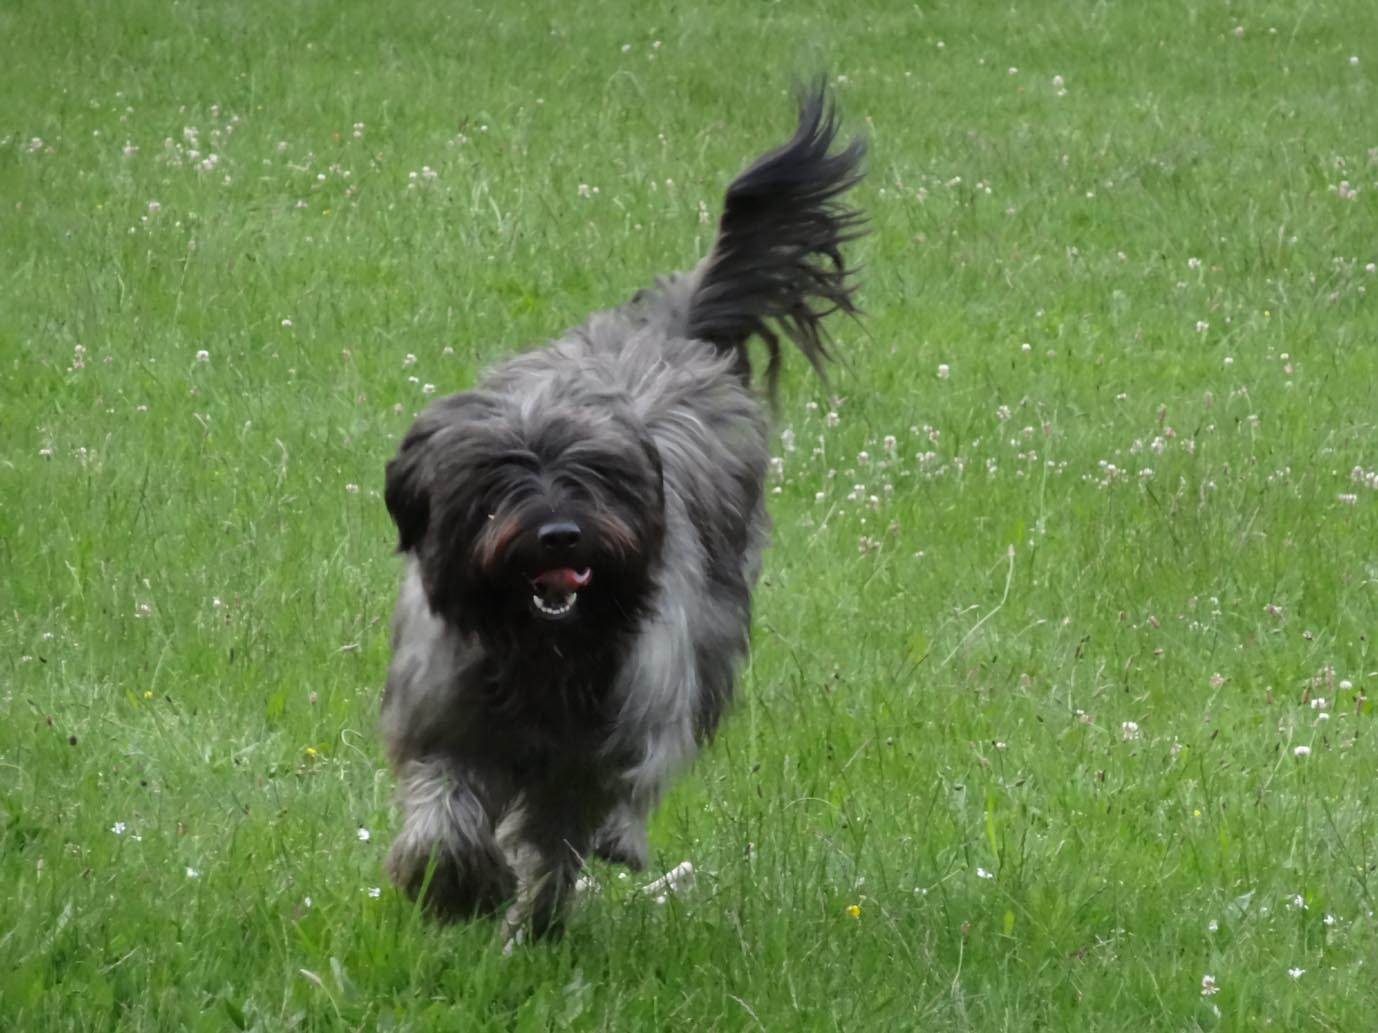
[{"left": 4, "top": 0, "right": 1378, "bottom": 1028}]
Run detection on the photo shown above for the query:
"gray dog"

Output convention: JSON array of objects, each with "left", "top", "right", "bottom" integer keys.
[{"left": 380, "top": 83, "right": 864, "bottom": 942}]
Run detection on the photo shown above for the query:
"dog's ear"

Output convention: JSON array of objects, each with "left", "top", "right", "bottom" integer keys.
[
  {"left": 384, "top": 428, "right": 434, "bottom": 554},
  {"left": 384, "top": 392, "right": 488, "bottom": 553}
]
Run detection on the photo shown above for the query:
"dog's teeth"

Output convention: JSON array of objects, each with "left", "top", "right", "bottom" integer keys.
[{"left": 532, "top": 592, "right": 577, "bottom": 617}]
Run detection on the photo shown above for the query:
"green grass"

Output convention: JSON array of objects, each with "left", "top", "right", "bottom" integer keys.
[{"left": 4, "top": 0, "right": 1378, "bottom": 1028}]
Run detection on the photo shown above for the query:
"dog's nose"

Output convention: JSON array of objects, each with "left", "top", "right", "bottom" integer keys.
[{"left": 537, "top": 520, "right": 582, "bottom": 551}]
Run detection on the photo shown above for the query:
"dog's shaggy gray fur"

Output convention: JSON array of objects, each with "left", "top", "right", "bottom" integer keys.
[{"left": 380, "top": 84, "right": 864, "bottom": 942}]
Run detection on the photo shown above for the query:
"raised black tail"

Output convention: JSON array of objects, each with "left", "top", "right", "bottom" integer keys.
[{"left": 685, "top": 82, "right": 866, "bottom": 395}]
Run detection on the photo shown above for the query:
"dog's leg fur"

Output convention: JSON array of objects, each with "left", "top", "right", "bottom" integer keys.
[
  {"left": 591, "top": 801, "right": 650, "bottom": 871},
  {"left": 497, "top": 793, "right": 597, "bottom": 943},
  {"left": 386, "top": 758, "right": 515, "bottom": 920}
]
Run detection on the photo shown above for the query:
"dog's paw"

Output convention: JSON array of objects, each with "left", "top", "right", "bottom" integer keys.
[
  {"left": 592, "top": 816, "right": 648, "bottom": 872},
  {"left": 387, "top": 838, "right": 516, "bottom": 921},
  {"left": 500, "top": 893, "right": 568, "bottom": 946}
]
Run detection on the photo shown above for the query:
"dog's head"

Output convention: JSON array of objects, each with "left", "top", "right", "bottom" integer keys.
[{"left": 385, "top": 389, "right": 665, "bottom": 642}]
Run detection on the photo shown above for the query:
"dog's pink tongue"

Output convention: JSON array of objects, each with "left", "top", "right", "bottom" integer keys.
[{"left": 533, "top": 567, "right": 592, "bottom": 592}]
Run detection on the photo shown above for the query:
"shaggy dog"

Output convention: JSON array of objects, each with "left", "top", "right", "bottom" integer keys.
[{"left": 380, "top": 83, "right": 864, "bottom": 942}]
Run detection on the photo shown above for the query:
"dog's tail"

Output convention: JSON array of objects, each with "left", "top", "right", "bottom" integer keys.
[{"left": 685, "top": 82, "right": 865, "bottom": 396}]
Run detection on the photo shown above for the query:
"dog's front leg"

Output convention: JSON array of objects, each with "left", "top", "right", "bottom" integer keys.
[
  {"left": 497, "top": 796, "right": 595, "bottom": 946},
  {"left": 387, "top": 757, "right": 515, "bottom": 921},
  {"left": 592, "top": 797, "right": 650, "bottom": 871}
]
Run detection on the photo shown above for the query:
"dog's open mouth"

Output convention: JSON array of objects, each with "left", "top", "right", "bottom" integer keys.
[{"left": 530, "top": 567, "right": 592, "bottom": 619}]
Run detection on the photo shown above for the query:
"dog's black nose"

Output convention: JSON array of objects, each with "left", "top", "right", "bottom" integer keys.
[{"left": 537, "top": 520, "right": 581, "bottom": 551}]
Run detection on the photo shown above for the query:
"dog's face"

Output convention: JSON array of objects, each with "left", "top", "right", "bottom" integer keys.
[{"left": 385, "top": 391, "right": 665, "bottom": 641}]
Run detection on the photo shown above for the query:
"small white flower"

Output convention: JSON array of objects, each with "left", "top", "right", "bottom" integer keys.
[
  {"left": 975, "top": 867, "right": 995, "bottom": 880},
  {"left": 1207, "top": 919, "right": 1219, "bottom": 932},
  {"left": 111, "top": 822, "right": 127, "bottom": 835},
  {"left": 403, "top": 353, "right": 417, "bottom": 367},
  {"left": 367, "top": 886, "right": 381, "bottom": 898},
  {"left": 1121, "top": 720, "right": 1141, "bottom": 741},
  {"left": 195, "top": 349, "right": 209, "bottom": 362},
  {"left": 344, "top": 483, "right": 359, "bottom": 494},
  {"left": 185, "top": 866, "right": 200, "bottom": 878},
  {"left": 1201, "top": 974, "right": 1220, "bottom": 996},
  {"left": 1288, "top": 966, "right": 1305, "bottom": 979},
  {"left": 936, "top": 363, "right": 951, "bottom": 379},
  {"left": 281, "top": 318, "right": 293, "bottom": 327},
  {"left": 303, "top": 896, "right": 313, "bottom": 908},
  {"left": 1324, "top": 913, "right": 1337, "bottom": 926},
  {"left": 1294, "top": 745, "right": 1311, "bottom": 757},
  {"left": 421, "top": 383, "right": 436, "bottom": 395},
  {"left": 356, "top": 827, "right": 371, "bottom": 842},
  {"left": 825, "top": 410, "right": 840, "bottom": 427},
  {"left": 1288, "top": 893, "right": 1308, "bottom": 910}
]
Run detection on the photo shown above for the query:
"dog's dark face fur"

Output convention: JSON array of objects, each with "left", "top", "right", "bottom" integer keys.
[{"left": 385, "top": 392, "right": 666, "bottom": 649}]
